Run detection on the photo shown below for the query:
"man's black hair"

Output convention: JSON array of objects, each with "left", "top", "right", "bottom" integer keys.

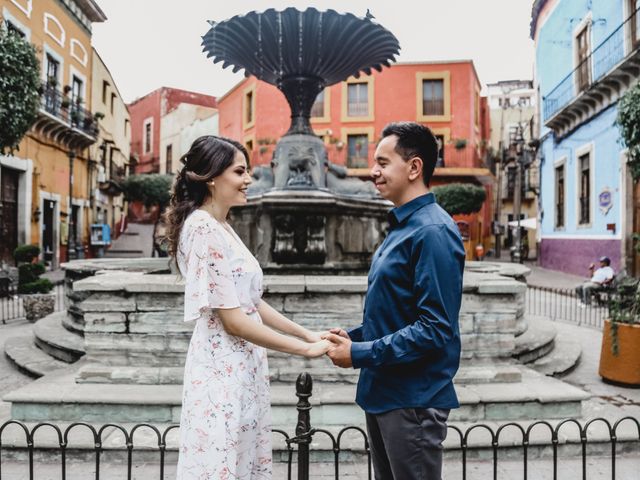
[{"left": 380, "top": 122, "right": 439, "bottom": 186}]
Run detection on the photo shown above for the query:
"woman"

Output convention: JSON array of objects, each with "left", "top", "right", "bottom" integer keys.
[{"left": 165, "top": 135, "right": 331, "bottom": 479}]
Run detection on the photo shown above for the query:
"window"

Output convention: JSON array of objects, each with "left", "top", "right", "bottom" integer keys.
[
  {"left": 346, "top": 134, "right": 369, "bottom": 168},
  {"left": 111, "top": 93, "right": 116, "bottom": 114},
  {"left": 310, "top": 89, "right": 325, "bottom": 118},
  {"left": 166, "top": 144, "right": 173, "bottom": 173},
  {"left": 46, "top": 54, "right": 59, "bottom": 85},
  {"left": 576, "top": 25, "right": 590, "bottom": 91},
  {"left": 124, "top": 119, "right": 130, "bottom": 137},
  {"left": 422, "top": 80, "right": 444, "bottom": 116},
  {"left": 144, "top": 120, "right": 152, "bottom": 154},
  {"left": 474, "top": 91, "right": 480, "bottom": 126},
  {"left": 71, "top": 75, "right": 83, "bottom": 103},
  {"left": 555, "top": 164, "right": 565, "bottom": 229},
  {"left": 434, "top": 134, "right": 445, "bottom": 167},
  {"left": 245, "top": 90, "right": 254, "bottom": 125},
  {"left": 578, "top": 153, "right": 591, "bottom": 225},
  {"left": 102, "top": 81, "right": 109, "bottom": 104},
  {"left": 6, "top": 20, "right": 25, "bottom": 38},
  {"left": 631, "top": 0, "right": 640, "bottom": 48},
  {"left": 347, "top": 83, "right": 368, "bottom": 117}
]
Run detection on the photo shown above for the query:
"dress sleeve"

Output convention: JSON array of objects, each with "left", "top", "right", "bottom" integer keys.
[{"left": 183, "top": 221, "right": 241, "bottom": 322}]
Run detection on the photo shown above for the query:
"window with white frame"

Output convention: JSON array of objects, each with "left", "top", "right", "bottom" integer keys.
[{"left": 578, "top": 153, "right": 591, "bottom": 225}]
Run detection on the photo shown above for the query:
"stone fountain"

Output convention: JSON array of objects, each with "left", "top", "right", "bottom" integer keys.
[{"left": 202, "top": 7, "right": 401, "bottom": 273}]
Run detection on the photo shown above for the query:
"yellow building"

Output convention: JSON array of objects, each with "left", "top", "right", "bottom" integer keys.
[
  {"left": 90, "top": 47, "right": 131, "bottom": 238},
  {"left": 0, "top": 0, "right": 106, "bottom": 267}
]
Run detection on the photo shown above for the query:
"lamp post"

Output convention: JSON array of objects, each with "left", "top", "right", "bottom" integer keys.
[{"left": 67, "top": 149, "right": 75, "bottom": 262}]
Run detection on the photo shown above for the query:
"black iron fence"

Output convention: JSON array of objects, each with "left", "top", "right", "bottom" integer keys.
[
  {"left": 1, "top": 373, "right": 639, "bottom": 480},
  {"left": 0, "top": 283, "right": 65, "bottom": 324},
  {"left": 526, "top": 285, "right": 609, "bottom": 330}
]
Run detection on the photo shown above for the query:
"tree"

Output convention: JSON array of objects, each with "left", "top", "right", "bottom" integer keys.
[
  {"left": 0, "top": 26, "right": 41, "bottom": 154},
  {"left": 431, "top": 183, "right": 486, "bottom": 216},
  {"left": 617, "top": 83, "right": 640, "bottom": 182},
  {"left": 121, "top": 174, "right": 173, "bottom": 256}
]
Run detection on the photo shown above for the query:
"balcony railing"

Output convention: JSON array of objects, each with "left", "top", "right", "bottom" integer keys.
[
  {"left": 543, "top": 6, "right": 640, "bottom": 123},
  {"left": 40, "top": 83, "right": 98, "bottom": 138},
  {"left": 347, "top": 102, "right": 369, "bottom": 117}
]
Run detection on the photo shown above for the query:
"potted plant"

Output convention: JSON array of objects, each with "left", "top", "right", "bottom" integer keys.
[
  {"left": 13, "top": 245, "right": 55, "bottom": 322},
  {"left": 599, "top": 276, "right": 640, "bottom": 386},
  {"left": 453, "top": 138, "right": 467, "bottom": 150}
]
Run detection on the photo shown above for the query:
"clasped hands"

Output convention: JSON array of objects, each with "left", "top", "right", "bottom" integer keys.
[{"left": 305, "top": 328, "right": 352, "bottom": 368}]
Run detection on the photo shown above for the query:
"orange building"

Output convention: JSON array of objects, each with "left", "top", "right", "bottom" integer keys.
[{"left": 218, "top": 60, "right": 494, "bottom": 258}]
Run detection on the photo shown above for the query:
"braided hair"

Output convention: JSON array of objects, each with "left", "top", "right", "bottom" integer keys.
[{"left": 163, "top": 135, "right": 249, "bottom": 261}]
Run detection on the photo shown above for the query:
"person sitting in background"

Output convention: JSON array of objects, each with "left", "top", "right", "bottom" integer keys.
[{"left": 575, "top": 256, "right": 614, "bottom": 306}]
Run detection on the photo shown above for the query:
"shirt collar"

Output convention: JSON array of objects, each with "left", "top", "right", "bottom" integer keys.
[{"left": 389, "top": 192, "right": 436, "bottom": 226}]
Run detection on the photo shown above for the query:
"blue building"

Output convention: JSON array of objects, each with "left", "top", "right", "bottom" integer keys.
[{"left": 531, "top": 0, "right": 639, "bottom": 276}]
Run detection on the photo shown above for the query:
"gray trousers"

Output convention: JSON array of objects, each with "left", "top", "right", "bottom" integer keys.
[
  {"left": 575, "top": 281, "right": 600, "bottom": 304},
  {"left": 365, "top": 407, "right": 450, "bottom": 480}
]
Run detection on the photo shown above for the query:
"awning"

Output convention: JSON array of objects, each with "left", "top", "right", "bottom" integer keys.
[{"left": 508, "top": 217, "right": 537, "bottom": 230}]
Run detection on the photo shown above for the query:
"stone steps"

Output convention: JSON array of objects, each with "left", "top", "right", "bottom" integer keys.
[
  {"left": 33, "top": 312, "right": 85, "bottom": 363},
  {"left": 529, "top": 335, "right": 582, "bottom": 377},
  {"left": 513, "top": 322, "right": 557, "bottom": 364},
  {"left": 4, "top": 366, "right": 589, "bottom": 426},
  {"left": 4, "top": 335, "right": 69, "bottom": 377}
]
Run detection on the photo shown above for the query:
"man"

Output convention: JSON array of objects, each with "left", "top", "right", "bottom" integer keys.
[
  {"left": 324, "top": 122, "right": 465, "bottom": 480},
  {"left": 575, "top": 256, "right": 615, "bottom": 305}
]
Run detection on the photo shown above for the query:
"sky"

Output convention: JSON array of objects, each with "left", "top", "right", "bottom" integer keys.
[{"left": 92, "top": 0, "right": 535, "bottom": 104}]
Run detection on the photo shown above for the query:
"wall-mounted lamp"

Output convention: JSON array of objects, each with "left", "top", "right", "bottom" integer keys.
[{"left": 32, "top": 206, "right": 41, "bottom": 223}]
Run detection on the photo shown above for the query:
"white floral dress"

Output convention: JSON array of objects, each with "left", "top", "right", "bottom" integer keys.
[{"left": 176, "top": 209, "right": 271, "bottom": 480}]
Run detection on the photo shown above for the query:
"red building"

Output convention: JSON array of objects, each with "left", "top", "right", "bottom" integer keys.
[
  {"left": 218, "top": 61, "right": 494, "bottom": 257},
  {"left": 128, "top": 87, "right": 218, "bottom": 174}
]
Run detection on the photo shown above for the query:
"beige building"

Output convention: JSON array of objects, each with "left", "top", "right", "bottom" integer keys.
[
  {"left": 160, "top": 102, "right": 218, "bottom": 174},
  {"left": 89, "top": 48, "right": 131, "bottom": 237},
  {"left": 0, "top": 0, "right": 106, "bottom": 267},
  {"left": 487, "top": 80, "right": 539, "bottom": 259}
]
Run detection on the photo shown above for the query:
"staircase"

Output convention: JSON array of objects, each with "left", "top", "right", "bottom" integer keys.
[{"left": 104, "top": 222, "right": 154, "bottom": 258}]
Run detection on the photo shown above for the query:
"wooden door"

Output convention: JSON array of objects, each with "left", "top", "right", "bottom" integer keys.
[
  {"left": 0, "top": 168, "right": 20, "bottom": 264},
  {"left": 576, "top": 26, "right": 590, "bottom": 91}
]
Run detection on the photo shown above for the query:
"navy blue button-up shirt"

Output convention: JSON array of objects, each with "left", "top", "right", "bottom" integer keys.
[{"left": 349, "top": 192, "right": 465, "bottom": 414}]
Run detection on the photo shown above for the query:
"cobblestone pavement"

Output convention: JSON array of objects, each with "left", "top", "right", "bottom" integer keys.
[
  {"left": 0, "top": 456, "right": 638, "bottom": 479},
  {"left": 0, "top": 319, "right": 33, "bottom": 419}
]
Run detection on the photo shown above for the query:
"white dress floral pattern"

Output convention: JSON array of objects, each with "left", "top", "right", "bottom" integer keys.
[{"left": 176, "top": 209, "right": 271, "bottom": 479}]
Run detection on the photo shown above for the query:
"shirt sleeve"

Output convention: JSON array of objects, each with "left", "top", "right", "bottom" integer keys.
[
  {"left": 347, "top": 325, "right": 364, "bottom": 342},
  {"left": 351, "top": 225, "right": 464, "bottom": 368},
  {"left": 183, "top": 221, "right": 241, "bottom": 322}
]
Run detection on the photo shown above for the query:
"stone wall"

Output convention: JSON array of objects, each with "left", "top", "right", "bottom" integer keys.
[{"left": 69, "top": 262, "right": 528, "bottom": 385}]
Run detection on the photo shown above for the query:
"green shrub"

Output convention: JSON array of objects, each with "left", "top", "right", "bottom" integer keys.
[
  {"left": 13, "top": 244, "right": 52, "bottom": 294},
  {"left": 18, "top": 278, "right": 54, "bottom": 294},
  {"left": 13, "top": 244, "right": 40, "bottom": 263},
  {"left": 432, "top": 183, "right": 487, "bottom": 216}
]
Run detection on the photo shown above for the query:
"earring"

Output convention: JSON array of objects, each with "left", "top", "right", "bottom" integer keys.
[{"left": 209, "top": 181, "right": 215, "bottom": 187}]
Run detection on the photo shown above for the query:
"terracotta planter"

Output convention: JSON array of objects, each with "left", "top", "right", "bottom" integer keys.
[{"left": 599, "top": 319, "right": 640, "bottom": 387}]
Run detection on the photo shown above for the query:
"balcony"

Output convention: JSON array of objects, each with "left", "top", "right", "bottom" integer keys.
[
  {"left": 543, "top": 7, "right": 640, "bottom": 137},
  {"left": 31, "top": 83, "right": 98, "bottom": 150}
]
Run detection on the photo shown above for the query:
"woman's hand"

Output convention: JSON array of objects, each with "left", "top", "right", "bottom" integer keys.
[
  {"left": 303, "top": 330, "right": 328, "bottom": 343},
  {"left": 303, "top": 339, "right": 333, "bottom": 358}
]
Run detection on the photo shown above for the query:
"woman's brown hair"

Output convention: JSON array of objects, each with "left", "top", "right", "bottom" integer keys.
[{"left": 163, "top": 135, "right": 249, "bottom": 261}]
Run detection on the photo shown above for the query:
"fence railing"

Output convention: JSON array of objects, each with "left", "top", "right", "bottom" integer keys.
[
  {"left": 543, "top": 6, "right": 640, "bottom": 122},
  {"left": 0, "top": 283, "right": 65, "bottom": 324},
  {"left": 1, "top": 373, "right": 639, "bottom": 480},
  {"left": 526, "top": 285, "right": 609, "bottom": 329}
]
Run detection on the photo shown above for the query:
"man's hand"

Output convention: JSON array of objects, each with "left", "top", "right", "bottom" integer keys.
[
  {"left": 324, "top": 333, "right": 353, "bottom": 368},
  {"left": 329, "top": 327, "right": 349, "bottom": 339}
]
